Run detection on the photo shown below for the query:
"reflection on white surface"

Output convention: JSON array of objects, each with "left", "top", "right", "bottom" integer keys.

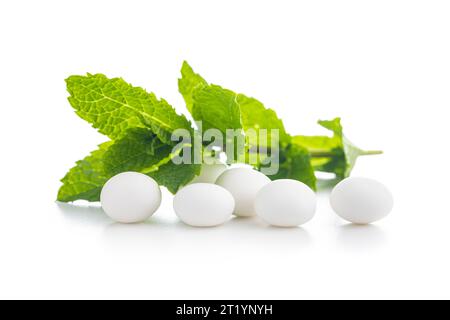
[
  {"left": 56, "top": 202, "right": 110, "bottom": 225},
  {"left": 57, "top": 202, "right": 389, "bottom": 254},
  {"left": 101, "top": 216, "right": 313, "bottom": 255},
  {"left": 57, "top": 203, "right": 387, "bottom": 254},
  {"left": 336, "top": 224, "right": 388, "bottom": 250}
]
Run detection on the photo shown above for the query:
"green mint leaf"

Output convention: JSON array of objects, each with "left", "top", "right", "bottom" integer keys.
[
  {"left": 58, "top": 130, "right": 201, "bottom": 202},
  {"left": 66, "top": 73, "right": 192, "bottom": 144},
  {"left": 178, "top": 61, "right": 207, "bottom": 113},
  {"left": 57, "top": 142, "right": 113, "bottom": 202},
  {"left": 292, "top": 135, "right": 339, "bottom": 152},
  {"left": 293, "top": 118, "right": 381, "bottom": 179},
  {"left": 103, "top": 128, "right": 173, "bottom": 175},
  {"left": 147, "top": 161, "right": 201, "bottom": 194},
  {"left": 291, "top": 135, "right": 342, "bottom": 173},
  {"left": 179, "top": 62, "right": 316, "bottom": 188},
  {"left": 263, "top": 143, "right": 316, "bottom": 190},
  {"left": 179, "top": 62, "right": 290, "bottom": 151},
  {"left": 103, "top": 128, "right": 200, "bottom": 193},
  {"left": 318, "top": 118, "right": 344, "bottom": 136},
  {"left": 237, "top": 94, "right": 291, "bottom": 147},
  {"left": 192, "top": 84, "right": 243, "bottom": 135},
  {"left": 179, "top": 63, "right": 289, "bottom": 144},
  {"left": 318, "top": 118, "right": 382, "bottom": 178}
]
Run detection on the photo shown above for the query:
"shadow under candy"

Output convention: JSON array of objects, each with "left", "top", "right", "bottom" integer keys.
[
  {"left": 101, "top": 215, "right": 313, "bottom": 253},
  {"left": 336, "top": 223, "right": 388, "bottom": 250}
]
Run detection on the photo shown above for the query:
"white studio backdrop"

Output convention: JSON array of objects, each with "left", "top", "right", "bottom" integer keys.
[{"left": 0, "top": 0, "right": 449, "bottom": 299}]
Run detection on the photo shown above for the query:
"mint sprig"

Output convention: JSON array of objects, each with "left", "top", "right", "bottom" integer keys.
[
  {"left": 58, "top": 73, "right": 201, "bottom": 202},
  {"left": 58, "top": 62, "right": 381, "bottom": 202},
  {"left": 177, "top": 61, "right": 316, "bottom": 189}
]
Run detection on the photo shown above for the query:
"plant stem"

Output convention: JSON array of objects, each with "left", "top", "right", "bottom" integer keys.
[
  {"left": 309, "top": 150, "right": 383, "bottom": 158},
  {"left": 361, "top": 150, "right": 383, "bottom": 156}
]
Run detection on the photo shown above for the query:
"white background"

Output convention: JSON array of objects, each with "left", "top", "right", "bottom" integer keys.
[{"left": 0, "top": 0, "right": 449, "bottom": 300}]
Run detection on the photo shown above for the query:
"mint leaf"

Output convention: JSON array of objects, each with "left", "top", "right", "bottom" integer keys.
[
  {"left": 103, "top": 128, "right": 173, "bottom": 175},
  {"left": 58, "top": 130, "right": 201, "bottom": 202},
  {"left": 318, "top": 118, "right": 382, "bottom": 177},
  {"left": 318, "top": 118, "right": 343, "bottom": 136},
  {"left": 66, "top": 73, "right": 192, "bottom": 144},
  {"left": 293, "top": 118, "right": 382, "bottom": 179},
  {"left": 179, "top": 62, "right": 316, "bottom": 188},
  {"left": 292, "top": 135, "right": 342, "bottom": 173},
  {"left": 192, "top": 84, "right": 242, "bottom": 135},
  {"left": 292, "top": 135, "right": 339, "bottom": 153},
  {"left": 178, "top": 61, "right": 207, "bottom": 113},
  {"left": 179, "top": 63, "right": 289, "bottom": 145},
  {"left": 57, "top": 142, "right": 113, "bottom": 202},
  {"left": 264, "top": 143, "right": 316, "bottom": 190},
  {"left": 147, "top": 161, "right": 201, "bottom": 194},
  {"left": 179, "top": 62, "right": 290, "bottom": 151},
  {"left": 103, "top": 128, "right": 200, "bottom": 193},
  {"left": 237, "top": 94, "right": 291, "bottom": 147}
]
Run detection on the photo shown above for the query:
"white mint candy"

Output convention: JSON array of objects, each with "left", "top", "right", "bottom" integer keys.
[
  {"left": 100, "top": 172, "right": 161, "bottom": 223},
  {"left": 330, "top": 177, "right": 394, "bottom": 224},
  {"left": 190, "top": 163, "right": 227, "bottom": 184},
  {"left": 255, "top": 179, "right": 317, "bottom": 227},
  {"left": 173, "top": 183, "right": 234, "bottom": 227},
  {"left": 215, "top": 168, "right": 271, "bottom": 217}
]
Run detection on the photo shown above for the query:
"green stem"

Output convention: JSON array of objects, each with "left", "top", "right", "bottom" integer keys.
[
  {"left": 310, "top": 150, "right": 383, "bottom": 158},
  {"left": 361, "top": 150, "right": 383, "bottom": 156}
]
